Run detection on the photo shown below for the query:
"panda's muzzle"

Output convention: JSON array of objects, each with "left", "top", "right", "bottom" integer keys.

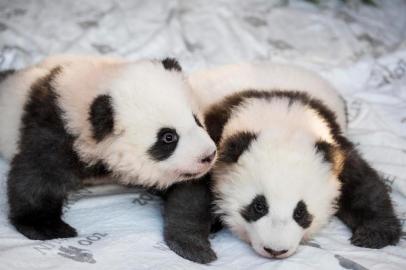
[
  {"left": 200, "top": 150, "right": 216, "bottom": 163},
  {"left": 181, "top": 172, "right": 200, "bottom": 178},
  {"left": 263, "top": 247, "right": 288, "bottom": 258}
]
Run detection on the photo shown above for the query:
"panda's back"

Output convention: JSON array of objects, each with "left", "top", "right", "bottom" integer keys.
[{"left": 189, "top": 62, "right": 347, "bottom": 131}]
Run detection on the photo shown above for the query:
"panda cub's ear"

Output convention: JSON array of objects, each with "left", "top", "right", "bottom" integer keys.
[
  {"left": 89, "top": 94, "right": 114, "bottom": 142},
  {"left": 162, "top": 58, "right": 182, "bottom": 72},
  {"left": 220, "top": 131, "right": 257, "bottom": 163},
  {"left": 315, "top": 140, "right": 334, "bottom": 163},
  {"left": 315, "top": 140, "right": 346, "bottom": 174}
]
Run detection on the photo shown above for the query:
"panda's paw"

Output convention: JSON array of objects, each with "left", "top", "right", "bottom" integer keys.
[
  {"left": 14, "top": 219, "right": 77, "bottom": 240},
  {"left": 165, "top": 233, "right": 217, "bottom": 264},
  {"left": 351, "top": 222, "right": 401, "bottom": 249}
]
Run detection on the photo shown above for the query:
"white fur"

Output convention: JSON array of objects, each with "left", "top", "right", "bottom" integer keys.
[
  {"left": 188, "top": 62, "right": 344, "bottom": 258},
  {"left": 0, "top": 56, "right": 216, "bottom": 188}
]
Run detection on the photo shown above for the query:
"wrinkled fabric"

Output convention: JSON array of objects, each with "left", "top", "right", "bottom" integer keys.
[{"left": 0, "top": 0, "right": 405, "bottom": 269}]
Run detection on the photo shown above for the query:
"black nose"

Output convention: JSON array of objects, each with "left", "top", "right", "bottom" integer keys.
[
  {"left": 263, "top": 247, "right": 288, "bottom": 257},
  {"left": 200, "top": 150, "right": 216, "bottom": 163}
]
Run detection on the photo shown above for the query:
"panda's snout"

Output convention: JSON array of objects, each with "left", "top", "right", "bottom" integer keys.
[
  {"left": 263, "top": 247, "right": 288, "bottom": 258},
  {"left": 200, "top": 150, "right": 216, "bottom": 163}
]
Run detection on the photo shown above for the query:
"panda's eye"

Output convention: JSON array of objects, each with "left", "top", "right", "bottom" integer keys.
[
  {"left": 162, "top": 132, "right": 178, "bottom": 144},
  {"left": 240, "top": 195, "right": 268, "bottom": 222},
  {"left": 294, "top": 206, "right": 304, "bottom": 220},
  {"left": 254, "top": 201, "right": 267, "bottom": 215}
]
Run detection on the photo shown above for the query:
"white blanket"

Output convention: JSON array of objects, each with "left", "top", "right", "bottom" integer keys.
[{"left": 0, "top": 0, "right": 405, "bottom": 269}]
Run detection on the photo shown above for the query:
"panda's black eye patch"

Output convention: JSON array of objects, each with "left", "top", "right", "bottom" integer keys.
[
  {"left": 193, "top": 114, "right": 203, "bottom": 128},
  {"left": 241, "top": 195, "right": 268, "bottom": 222},
  {"left": 89, "top": 94, "right": 114, "bottom": 142},
  {"left": 293, "top": 200, "right": 313, "bottom": 228},
  {"left": 148, "top": 128, "right": 179, "bottom": 161}
]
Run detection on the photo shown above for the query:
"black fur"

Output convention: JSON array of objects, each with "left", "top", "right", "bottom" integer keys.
[
  {"left": 0, "top": 69, "right": 15, "bottom": 82},
  {"left": 219, "top": 131, "right": 257, "bottom": 163},
  {"left": 193, "top": 114, "right": 203, "bottom": 128},
  {"left": 336, "top": 141, "right": 401, "bottom": 248},
  {"left": 162, "top": 174, "right": 217, "bottom": 264},
  {"left": 240, "top": 195, "right": 268, "bottom": 222},
  {"left": 147, "top": 128, "right": 179, "bottom": 161},
  {"left": 293, "top": 200, "right": 313, "bottom": 229},
  {"left": 210, "top": 214, "right": 224, "bottom": 233},
  {"left": 79, "top": 161, "right": 111, "bottom": 179},
  {"left": 89, "top": 94, "right": 114, "bottom": 142},
  {"left": 204, "top": 90, "right": 343, "bottom": 145},
  {"left": 7, "top": 67, "right": 110, "bottom": 240},
  {"left": 162, "top": 58, "right": 182, "bottom": 72},
  {"left": 204, "top": 92, "right": 247, "bottom": 144},
  {"left": 315, "top": 140, "right": 334, "bottom": 163}
]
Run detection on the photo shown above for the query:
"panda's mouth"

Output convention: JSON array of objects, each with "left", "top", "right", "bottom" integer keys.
[
  {"left": 178, "top": 163, "right": 213, "bottom": 179},
  {"left": 179, "top": 169, "right": 209, "bottom": 179},
  {"left": 180, "top": 172, "right": 200, "bottom": 178}
]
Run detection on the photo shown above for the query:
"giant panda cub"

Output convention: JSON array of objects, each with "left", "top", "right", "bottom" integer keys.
[
  {"left": 188, "top": 62, "right": 401, "bottom": 259},
  {"left": 0, "top": 55, "right": 217, "bottom": 253}
]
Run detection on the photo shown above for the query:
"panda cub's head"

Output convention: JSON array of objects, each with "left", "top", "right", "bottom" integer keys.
[
  {"left": 208, "top": 91, "right": 342, "bottom": 259},
  {"left": 65, "top": 58, "right": 216, "bottom": 188}
]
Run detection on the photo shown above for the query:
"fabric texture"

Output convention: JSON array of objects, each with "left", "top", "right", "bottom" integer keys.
[{"left": 0, "top": 0, "right": 405, "bottom": 269}]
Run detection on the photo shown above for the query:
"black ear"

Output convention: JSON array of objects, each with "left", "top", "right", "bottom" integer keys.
[
  {"left": 89, "top": 94, "right": 114, "bottom": 142},
  {"left": 162, "top": 58, "right": 182, "bottom": 72},
  {"left": 315, "top": 140, "right": 334, "bottom": 163},
  {"left": 219, "top": 132, "right": 257, "bottom": 163}
]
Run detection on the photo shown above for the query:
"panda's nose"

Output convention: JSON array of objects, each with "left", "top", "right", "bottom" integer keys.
[
  {"left": 200, "top": 150, "right": 216, "bottom": 163},
  {"left": 263, "top": 247, "right": 288, "bottom": 257}
]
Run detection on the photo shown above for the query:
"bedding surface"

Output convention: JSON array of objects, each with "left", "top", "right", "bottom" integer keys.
[{"left": 0, "top": 0, "right": 405, "bottom": 269}]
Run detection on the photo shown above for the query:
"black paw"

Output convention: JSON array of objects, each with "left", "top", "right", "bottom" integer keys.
[
  {"left": 351, "top": 222, "right": 401, "bottom": 249},
  {"left": 165, "top": 232, "right": 217, "bottom": 264},
  {"left": 13, "top": 219, "right": 77, "bottom": 240}
]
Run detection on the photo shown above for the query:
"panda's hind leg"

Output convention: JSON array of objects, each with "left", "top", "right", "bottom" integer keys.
[{"left": 7, "top": 149, "right": 79, "bottom": 240}]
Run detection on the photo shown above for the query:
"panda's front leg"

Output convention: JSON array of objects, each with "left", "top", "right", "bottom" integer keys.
[
  {"left": 7, "top": 146, "right": 79, "bottom": 240},
  {"left": 336, "top": 145, "right": 401, "bottom": 248},
  {"left": 162, "top": 174, "right": 217, "bottom": 264}
]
